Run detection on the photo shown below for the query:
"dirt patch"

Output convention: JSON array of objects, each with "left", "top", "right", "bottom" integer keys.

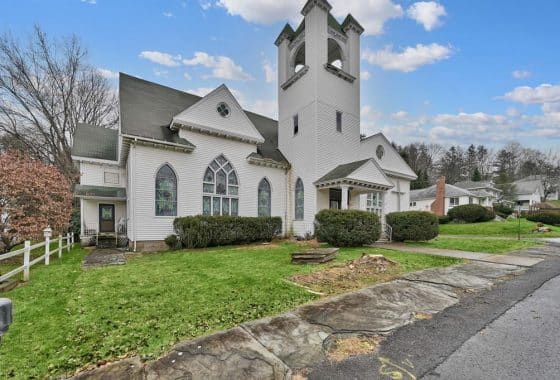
[
  {"left": 413, "top": 311, "right": 434, "bottom": 320},
  {"left": 291, "top": 368, "right": 309, "bottom": 380},
  {"left": 290, "top": 254, "right": 398, "bottom": 295},
  {"left": 327, "top": 335, "right": 384, "bottom": 362}
]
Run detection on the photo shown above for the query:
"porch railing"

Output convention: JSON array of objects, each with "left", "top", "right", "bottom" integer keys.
[{"left": 384, "top": 223, "right": 393, "bottom": 243}]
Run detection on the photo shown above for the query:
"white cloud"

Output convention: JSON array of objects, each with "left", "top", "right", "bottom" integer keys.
[
  {"left": 199, "top": 0, "right": 213, "bottom": 11},
  {"left": 163, "top": 12, "right": 174, "bottom": 18},
  {"left": 81, "top": 0, "right": 96, "bottom": 4},
  {"left": 184, "top": 72, "right": 192, "bottom": 80},
  {"left": 187, "top": 87, "right": 215, "bottom": 97},
  {"left": 362, "top": 43, "right": 453, "bottom": 72},
  {"left": 153, "top": 69, "right": 168, "bottom": 77},
  {"left": 217, "top": 0, "right": 403, "bottom": 36},
  {"left": 139, "top": 51, "right": 181, "bottom": 67},
  {"left": 183, "top": 51, "right": 253, "bottom": 81},
  {"left": 391, "top": 111, "right": 409, "bottom": 120},
  {"left": 502, "top": 84, "right": 560, "bottom": 105},
  {"left": 407, "top": 2, "right": 446, "bottom": 31},
  {"left": 97, "top": 68, "right": 119, "bottom": 79},
  {"left": 263, "top": 62, "right": 276, "bottom": 83},
  {"left": 361, "top": 70, "right": 371, "bottom": 80},
  {"left": 246, "top": 99, "right": 278, "bottom": 118},
  {"left": 512, "top": 70, "right": 531, "bottom": 79}
]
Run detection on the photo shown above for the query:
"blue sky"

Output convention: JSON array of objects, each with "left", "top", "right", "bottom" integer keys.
[{"left": 2, "top": 0, "right": 560, "bottom": 149}]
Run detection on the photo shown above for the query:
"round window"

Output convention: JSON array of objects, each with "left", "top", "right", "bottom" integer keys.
[
  {"left": 217, "top": 103, "right": 231, "bottom": 118},
  {"left": 376, "top": 145, "right": 385, "bottom": 160}
]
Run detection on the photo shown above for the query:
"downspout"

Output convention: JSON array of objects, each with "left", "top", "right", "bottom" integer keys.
[
  {"left": 284, "top": 168, "right": 289, "bottom": 237},
  {"left": 132, "top": 140, "right": 137, "bottom": 252}
]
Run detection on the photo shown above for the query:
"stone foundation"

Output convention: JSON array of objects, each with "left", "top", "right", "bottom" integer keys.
[{"left": 131, "top": 240, "right": 168, "bottom": 252}]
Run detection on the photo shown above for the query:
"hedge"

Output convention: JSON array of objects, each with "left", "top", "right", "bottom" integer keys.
[
  {"left": 494, "top": 204, "right": 514, "bottom": 219},
  {"left": 314, "top": 209, "right": 380, "bottom": 247},
  {"left": 386, "top": 211, "right": 439, "bottom": 242},
  {"left": 527, "top": 212, "right": 560, "bottom": 226},
  {"left": 438, "top": 215, "right": 450, "bottom": 225},
  {"left": 173, "top": 215, "right": 283, "bottom": 248},
  {"left": 448, "top": 204, "right": 495, "bottom": 223}
]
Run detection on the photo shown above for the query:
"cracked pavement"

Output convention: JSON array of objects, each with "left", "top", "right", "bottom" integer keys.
[{"left": 71, "top": 244, "right": 560, "bottom": 380}]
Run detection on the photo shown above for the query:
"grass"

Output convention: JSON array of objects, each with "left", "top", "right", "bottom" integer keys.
[
  {"left": 406, "top": 236, "right": 540, "bottom": 254},
  {"left": 439, "top": 218, "right": 560, "bottom": 238},
  {"left": 0, "top": 243, "right": 461, "bottom": 378}
]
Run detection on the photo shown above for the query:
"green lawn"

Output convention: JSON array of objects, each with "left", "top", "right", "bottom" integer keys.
[
  {"left": 439, "top": 218, "right": 560, "bottom": 238},
  {"left": 406, "top": 236, "right": 540, "bottom": 254},
  {"left": 0, "top": 243, "right": 462, "bottom": 378}
]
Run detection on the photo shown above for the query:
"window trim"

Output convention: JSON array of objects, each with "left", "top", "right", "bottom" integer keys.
[
  {"left": 258, "top": 177, "right": 272, "bottom": 217},
  {"left": 295, "top": 177, "right": 304, "bottom": 221},
  {"left": 155, "top": 163, "right": 178, "bottom": 217},
  {"left": 449, "top": 197, "right": 460, "bottom": 206},
  {"left": 336, "top": 111, "right": 342, "bottom": 132},
  {"left": 202, "top": 155, "right": 239, "bottom": 216}
]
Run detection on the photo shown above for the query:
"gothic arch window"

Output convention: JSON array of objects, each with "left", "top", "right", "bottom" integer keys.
[
  {"left": 203, "top": 155, "right": 239, "bottom": 216},
  {"left": 258, "top": 178, "right": 272, "bottom": 217},
  {"left": 328, "top": 38, "right": 343, "bottom": 69},
  {"left": 293, "top": 43, "right": 306, "bottom": 73},
  {"left": 155, "top": 164, "right": 177, "bottom": 216},
  {"left": 295, "top": 178, "right": 304, "bottom": 221}
]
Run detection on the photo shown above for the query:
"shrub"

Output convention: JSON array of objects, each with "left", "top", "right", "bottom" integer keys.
[
  {"left": 438, "top": 215, "right": 450, "bottom": 225},
  {"left": 173, "top": 216, "right": 283, "bottom": 249},
  {"left": 527, "top": 212, "right": 560, "bottom": 226},
  {"left": 494, "top": 204, "right": 514, "bottom": 219},
  {"left": 448, "top": 204, "right": 494, "bottom": 223},
  {"left": 314, "top": 209, "right": 380, "bottom": 247},
  {"left": 386, "top": 211, "right": 439, "bottom": 242},
  {"left": 164, "top": 234, "right": 181, "bottom": 250}
]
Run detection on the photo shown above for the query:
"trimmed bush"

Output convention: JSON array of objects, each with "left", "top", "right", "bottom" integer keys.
[
  {"left": 527, "top": 212, "right": 560, "bottom": 226},
  {"left": 448, "top": 204, "right": 494, "bottom": 223},
  {"left": 164, "top": 234, "right": 181, "bottom": 250},
  {"left": 386, "top": 211, "right": 439, "bottom": 242},
  {"left": 494, "top": 204, "right": 514, "bottom": 219},
  {"left": 314, "top": 209, "right": 380, "bottom": 247},
  {"left": 438, "top": 215, "right": 450, "bottom": 225},
  {"left": 173, "top": 215, "right": 282, "bottom": 249}
]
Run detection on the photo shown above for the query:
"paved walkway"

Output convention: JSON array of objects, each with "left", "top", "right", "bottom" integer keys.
[
  {"left": 375, "top": 243, "right": 543, "bottom": 267},
  {"left": 70, "top": 246, "right": 558, "bottom": 379},
  {"left": 82, "top": 248, "right": 126, "bottom": 268}
]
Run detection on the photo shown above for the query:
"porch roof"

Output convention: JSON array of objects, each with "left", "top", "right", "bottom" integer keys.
[
  {"left": 75, "top": 185, "right": 127, "bottom": 200},
  {"left": 314, "top": 159, "right": 394, "bottom": 191}
]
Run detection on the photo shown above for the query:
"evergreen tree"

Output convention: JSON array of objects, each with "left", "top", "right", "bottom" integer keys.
[{"left": 471, "top": 167, "right": 482, "bottom": 181}]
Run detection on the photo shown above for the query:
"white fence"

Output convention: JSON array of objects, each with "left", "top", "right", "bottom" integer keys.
[{"left": 0, "top": 233, "right": 74, "bottom": 283}]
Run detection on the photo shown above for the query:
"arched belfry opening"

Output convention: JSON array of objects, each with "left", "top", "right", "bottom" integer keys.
[
  {"left": 293, "top": 43, "right": 306, "bottom": 73},
  {"left": 328, "top": 38, "right": 343, "bottom": 69}
]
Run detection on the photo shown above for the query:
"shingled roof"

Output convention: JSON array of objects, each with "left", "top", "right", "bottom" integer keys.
[
  {"left": 410, "top": 184, "right": 476, "bottom": 202},
  {"left": 119, "top": 73, "right": 287, "bottom": 165},
  {"left": 72, "top": 124, "right": 118, "bottom": 161}
]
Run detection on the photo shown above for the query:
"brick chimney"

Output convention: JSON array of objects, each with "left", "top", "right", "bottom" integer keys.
[{"left": 431, "top": 176, "right": 446, "bottom": 216}]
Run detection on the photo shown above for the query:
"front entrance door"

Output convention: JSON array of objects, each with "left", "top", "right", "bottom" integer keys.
[
  {"left": 99, "top": 204, "right": 115, "bottom": 233},
  {"left": 329, "top": 189, "right": 342, "bottom": 209}
]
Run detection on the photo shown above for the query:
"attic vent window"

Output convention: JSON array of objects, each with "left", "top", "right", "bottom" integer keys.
[
  {"left": 217, "top": 103, "right": 231, "bottom": 118},
  {"left": 376, "top": 145, "right": 385, "bottom": 160}
]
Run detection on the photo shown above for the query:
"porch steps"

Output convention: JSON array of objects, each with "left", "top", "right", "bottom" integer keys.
[{"left": 97, "top": 234, "right": 117, "bottom": 249}]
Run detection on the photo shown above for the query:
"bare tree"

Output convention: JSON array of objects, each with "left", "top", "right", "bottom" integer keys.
[{"left": 0, "top": 26, "right": 118, "bottom": 180}]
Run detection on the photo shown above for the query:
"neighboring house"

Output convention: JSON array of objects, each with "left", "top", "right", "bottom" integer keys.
[
  {"left": 511, "top": 178, "right": 545, "bottom": 210},
  {"left": 453, "top": 180, "right": 502, "bottom": 207},
  {"left": 409, "top": 177, "right": 488, "bottom": 216},
  {"left": 71, "top": 1, "right": 417, "bottom": 251}
]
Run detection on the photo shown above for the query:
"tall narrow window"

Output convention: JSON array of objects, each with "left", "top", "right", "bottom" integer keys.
[
  {"left": 258, "top": 178, "right": 272, "bottom": 217},
  {"left": 155, "top": 164, "right": 177, "bottom": 216},
  {"left": 203, "top": 155, "right": 239, "bottom": 216},
  {"left": 295, "top": 178, "right": 304, "bottom": 221},
  {"left": 293, "top": 114, "right": 299, "bottom": 136},
  {"left": 336, "top": 111, "right": 342, "bottom": 132}
]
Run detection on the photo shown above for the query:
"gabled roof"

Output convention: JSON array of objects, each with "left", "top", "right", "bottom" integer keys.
[
  {"left": 315, "top": 158, "right": 394, "bottom": 190},
  {"left": 171, "top": 84, "right": 265, "bottom": 144},
  {"left": 453, "top": 180, "right": 500, "bottom": 193},
  {"left": 360, "top": 133, "right": 417, "bottom": 180},
  {"left": 72, "top": 124, "right": 118, "bottom": 161},
  {"left": 512, "top": 179, "right": 543, "bottom": 195},
  {"left": 410, "top": 184, "right": 476, "bottom": 202},
  {"left": 119, "top": 73, "right": 288, "bottom": 165}
]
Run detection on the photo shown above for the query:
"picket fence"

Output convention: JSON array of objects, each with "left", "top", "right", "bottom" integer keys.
[{"left": 0, "top": 232, "right": 74, "bottom": 283}]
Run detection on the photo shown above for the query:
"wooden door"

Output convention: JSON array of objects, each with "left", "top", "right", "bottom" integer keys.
[{"left": 99, "top": 204, "right": 115, "bottom": 233}]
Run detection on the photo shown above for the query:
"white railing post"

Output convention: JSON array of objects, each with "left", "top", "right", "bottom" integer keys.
[
  {"left": 45, "top": 236, "right": 50, "bottom": 265},
  {"left": 67, "top": 233, "right": 71, "bottom": 252},
  {"left": 23, "top": 240, "right": 31, "bottom": 282},
  {"left": 58, "top": 235, "right": 62, "bottom": 258},
  {"left": 71, "top": 233, "right": 75, "bottom": 247}
]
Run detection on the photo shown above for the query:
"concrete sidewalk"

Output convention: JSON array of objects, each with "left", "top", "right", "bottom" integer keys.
[
  {"left": 72, "top": 246, "right": 550, "bottom": 380},
  {"left": 375, "top": 243, "right": 543, "bottom": 267}
]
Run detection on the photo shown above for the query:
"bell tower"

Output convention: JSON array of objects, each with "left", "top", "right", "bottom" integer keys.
[{"left": 275, "top": 0, "right": 365, "bottom": 235}]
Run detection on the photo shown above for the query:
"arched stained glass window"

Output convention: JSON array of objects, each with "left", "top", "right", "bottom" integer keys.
[
  {"left": 203, "top": 155, "right": 239, "bottom": 216},
  {"left": 295, "top": 178, "right": 304, "bottom": 221},
  {"left": 155, "top": 164, "right": 177, "bottom": 216},
  {"left": 258, "top": 178, "right": 271, "bottom": 217}
]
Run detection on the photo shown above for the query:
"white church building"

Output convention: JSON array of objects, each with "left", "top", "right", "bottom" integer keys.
[{"left": 71, "top": 0, "right": 417, "bottom": 251}]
